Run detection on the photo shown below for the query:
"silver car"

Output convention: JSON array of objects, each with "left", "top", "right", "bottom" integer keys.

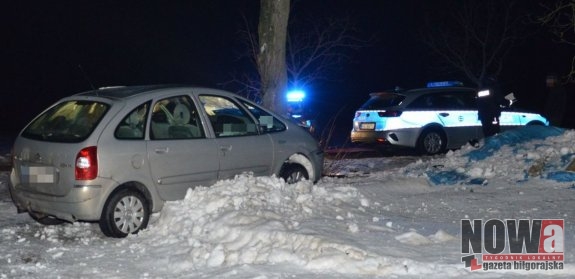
[
  {"left": 9, "top": 85, "right": 324, "bottom": 237},
  {"left": 350, "top": 83, "right": 549, "bottom": 155}
]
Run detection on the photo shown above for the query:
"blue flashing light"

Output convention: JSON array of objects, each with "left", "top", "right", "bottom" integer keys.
[
  {"left": 426, "top": 81, "right": 463, "bottom": 88},
  {"left": 287, "top": 90, "right": 306, "bottom": 103}
]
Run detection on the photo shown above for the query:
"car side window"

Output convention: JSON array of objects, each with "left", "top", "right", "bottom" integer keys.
[
  {"left": 199, "top": 95, "right": 259, "bottom": 138},
  {"left": 240, "top": 100, "right": 286, "bottom": 133},
  {"left": 115, "top": 102, "right": 150, "bottom": 140},
  {"left": 150, "top": 96, "right": 205, "bottom": 140},
  {"left": 408, "top": 94, "right": 436, "bottom": 110},
  {"left": 410, "top": 92, "right": 473, "bottom": 110},
  {"left": 436, "top": 94, "right": 464, "bottom": 109},
  {"left": 457, "top": 92, "right": 478, "bottom": 109}
]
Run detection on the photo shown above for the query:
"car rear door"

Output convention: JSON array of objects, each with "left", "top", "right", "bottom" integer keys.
[
  {"left": 430, "top": 91, "right": 481, "bottom": 146},
  {"left": 146, "top": 94, "right": 219, "bottom": 200}
]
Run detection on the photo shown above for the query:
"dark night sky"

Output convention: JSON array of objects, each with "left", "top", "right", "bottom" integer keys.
[{"left": 2, "top": 0, "right": 573, "bottom": 133}]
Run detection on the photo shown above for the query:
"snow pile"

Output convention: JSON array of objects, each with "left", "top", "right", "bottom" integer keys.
[
  {"left": 407, "top": 126, "right": 575, "bottom": 185},
  {"left": 138, "top": 174, "right": 426, "bottom": 276}
]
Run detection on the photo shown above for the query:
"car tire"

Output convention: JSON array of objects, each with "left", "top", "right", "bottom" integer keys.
[
  {"left": 280, "top": 164, "right": 309, "bottom": 184},
  {"left": 417, "top": 128, "right": 446, "bottom": 155},
  {"left": 99, "top": 188, "right": 150, "bottom": 238},
  {"left": 28, "top": 212, "right": 66, "bottom": 225}
]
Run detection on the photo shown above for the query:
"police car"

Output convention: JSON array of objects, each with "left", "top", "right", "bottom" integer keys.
[{"left": 350, "top": 81, "right": 549, "bottom": 155}]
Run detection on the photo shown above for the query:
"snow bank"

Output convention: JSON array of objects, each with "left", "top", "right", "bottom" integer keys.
[
  {"left": 127, "top": 174, "right": 464, "bottom": 277},
  {"left": 414, "top": 126, "right": 575, "bottom": 185},
  {"left": 465, "top": 125, "right": 565, "bottom": 161},
  {"left": 138, "top": 175, "right": 395, "bottom": 275}
]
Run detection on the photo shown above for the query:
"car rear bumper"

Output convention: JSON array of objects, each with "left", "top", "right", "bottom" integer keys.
[
  {"left": 351, "top": 129, "right": 419, "bottom": 147},
  {"left": 9, "top": 169, "right": 114, "bottom": 222},
  {"left": 351, "top": 130, "right": 389, "bottom": 144}
]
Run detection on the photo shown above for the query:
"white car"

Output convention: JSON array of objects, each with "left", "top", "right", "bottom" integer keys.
[{"left": 351, "top": 82, "right": 548, "bottom": 154}]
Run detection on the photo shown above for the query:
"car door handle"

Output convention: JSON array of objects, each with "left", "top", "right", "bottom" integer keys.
[
  {"left": 154, "top": 147, "right": 169, "bottom": 154},
  {"left": 220, "top": 145, "right": 232, "bottom": 151},
  {"left": 439, "top": 113, "right": 450, "bottom": 117}
]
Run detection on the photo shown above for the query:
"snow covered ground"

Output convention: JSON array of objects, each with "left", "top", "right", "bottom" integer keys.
[{"left": 1, "top": 126, "right": 574, "bottom": 278}]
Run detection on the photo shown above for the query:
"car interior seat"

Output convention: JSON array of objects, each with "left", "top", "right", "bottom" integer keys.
[{"left": 168, "top": 103, "right": 201, "bottom": 138}]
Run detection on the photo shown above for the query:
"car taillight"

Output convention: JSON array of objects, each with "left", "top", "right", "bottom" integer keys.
[
  {"left": 378, "top": 110, "right": 402, "bottom": 117},
  {"left": 75, "top": 146, "right": 98, "bottom": 180}
]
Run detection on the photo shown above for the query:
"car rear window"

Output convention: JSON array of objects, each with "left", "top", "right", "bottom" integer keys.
[
  {"left": 359, "top": 93, "right": 405, "bottom": 110},
  {"left": 22, "top": 100, "right": 109, "bottom": 142}
]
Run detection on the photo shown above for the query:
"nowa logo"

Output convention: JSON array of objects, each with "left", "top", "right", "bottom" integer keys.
[{"left": 460, "top": 219, "right": 564, "bottom": 271}]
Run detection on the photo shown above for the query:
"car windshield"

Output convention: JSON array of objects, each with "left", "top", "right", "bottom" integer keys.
[
  {"left": 22, "top": 100, "right": 109, "bottom": 142},
  {"left": 359, "top": 93, "right": 405, "bottom": 110}
]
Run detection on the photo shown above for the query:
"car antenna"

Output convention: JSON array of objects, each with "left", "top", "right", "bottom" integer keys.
[{"left": 78, "top": 64, "right": 96, "bottom": 90}]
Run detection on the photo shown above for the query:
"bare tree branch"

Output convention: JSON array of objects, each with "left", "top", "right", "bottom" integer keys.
[
  {"left": 538, "top": 0, "right": 575, "bottom": 81},
  {"left": 222, "top": 14, "right": 262, "bottom": 102},
  {"left": 421, "top": 0, "right": 525, "bottom": 86},
  {"left": 286, "top": 15, "right": 369, "bottom": 89},
  {"left": 225, "top": 4, "right": 370, "bottom": 105}
]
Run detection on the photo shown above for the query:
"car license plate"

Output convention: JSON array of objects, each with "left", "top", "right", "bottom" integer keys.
[
  {"left": 359, "top": 122, "right": 375, "bottom": 130},
  {"left": 21, "top": 166, "right": 55, "bottom": 183}
]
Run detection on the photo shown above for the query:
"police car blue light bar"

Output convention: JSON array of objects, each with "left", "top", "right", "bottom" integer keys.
[
  {"left": 426, "top": 81, "right": 463, "bottom": 88},
  {"left": 287, "top": 90, "right": 306, "bottom": 103}
]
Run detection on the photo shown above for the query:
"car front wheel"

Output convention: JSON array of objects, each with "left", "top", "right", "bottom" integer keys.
[
  {"left": 99, "top": 188, "right": 150, "bottom": 238},
  {"left": 280, "top": 164, "right": 309, "bottom": 184},
  {"left": 417, "top": 128, "right": 446, "bottom": 155}
]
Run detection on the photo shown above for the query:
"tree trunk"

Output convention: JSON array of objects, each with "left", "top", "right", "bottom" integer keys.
[{"left": 257, "top": 0, "right": 290, "bottom": 115}]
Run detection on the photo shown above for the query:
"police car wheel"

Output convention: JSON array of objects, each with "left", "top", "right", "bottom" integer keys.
[{"left": 417, "top": 128, "right": 446, "bottom": 155}]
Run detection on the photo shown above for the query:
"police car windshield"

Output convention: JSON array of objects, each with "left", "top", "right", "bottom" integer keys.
[{"left": 360, "top": 93, "right": 405, "bottom": 110}]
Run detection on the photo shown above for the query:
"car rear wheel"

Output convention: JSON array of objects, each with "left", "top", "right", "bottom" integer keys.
[
  {"left": 417, "top": 128, "right": 446, "bottom": 155},
  {"left": 99, "top": 188, "right": 150, "bottom": 238},
  {"left": 280, "top": 164, "right": 309, "bottom": 184},
  {"left": 28, "top": 211, "right": 66, "bottom": 225}
]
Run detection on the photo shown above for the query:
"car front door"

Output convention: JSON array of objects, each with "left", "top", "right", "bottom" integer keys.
[
  {"left": 199, "top": 95, "right": 274, "bottom": 180},
  {"left": 147, "top": 94, "right": 219, "bottom": 200},
  {"left": 499, "top": 110, "right": 522, "bottom": 132}
]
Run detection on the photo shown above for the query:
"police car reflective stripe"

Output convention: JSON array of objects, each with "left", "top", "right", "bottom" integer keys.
[
  {"left": 355, "top": 110, "right": 483, "bottom": 131},
  {"left": 354, "top": 109, "right": 550, "bottom": 132}
]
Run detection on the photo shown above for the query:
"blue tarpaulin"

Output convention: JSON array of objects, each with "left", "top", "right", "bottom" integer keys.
[{"left": 546, "top": 171, "right": 575, "bottom": 182}]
